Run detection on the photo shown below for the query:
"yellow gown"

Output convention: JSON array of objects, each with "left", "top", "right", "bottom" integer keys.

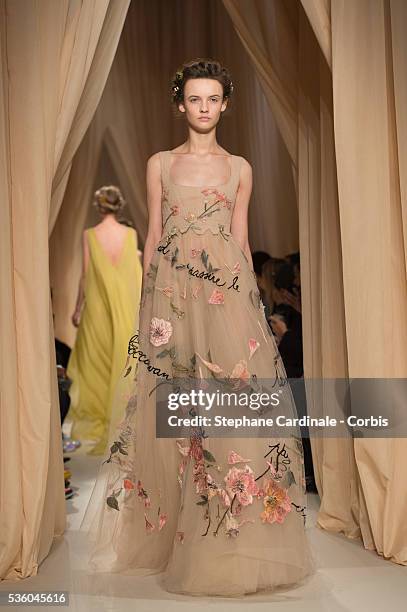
[{"left": 67, "top": 226, "right": 142, "bottom": 455}]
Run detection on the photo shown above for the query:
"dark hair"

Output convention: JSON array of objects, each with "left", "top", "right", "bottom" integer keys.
[
  {"left": 251, "top": 251, "right": 271, "bottom": 277},
  {"left": 170, "top": 59, "right": 234, "bottom": 105},
  {"left": 285, "top": 251, "right": 300, "bottom": 266},
  {"left": 274, "top": 262, "right": 296, "bottom": 292}
]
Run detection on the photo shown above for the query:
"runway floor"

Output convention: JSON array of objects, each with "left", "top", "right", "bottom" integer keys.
[{"left": 1, "top": 443, "right": 406, "bottom": 612}]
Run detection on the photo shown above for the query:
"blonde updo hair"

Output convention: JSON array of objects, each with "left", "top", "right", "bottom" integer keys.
[{"left": 93, "top": 185, "right": 125, "bottom": 215}]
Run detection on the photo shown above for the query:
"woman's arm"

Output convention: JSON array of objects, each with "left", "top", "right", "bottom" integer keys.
[
  {"left": 72, "top": 230, "right": 90, "bottom": 327},
  {"left": 230, "top": 157, "right": 254, "bottom": 272},
  {"left": 142, "top": 153, "right": 163, "bottom": 283}
]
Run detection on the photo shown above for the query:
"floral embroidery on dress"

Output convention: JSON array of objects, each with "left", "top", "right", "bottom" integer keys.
[
  {"left": 208, "top": 289, "right": 224, "bottom": 304},
  {"left": 248, "top": 338, "right": 260, "bottom": 359},
  {"left": 260, "top": 479, "right": 292, "bottom": 524},
  {"left": 201, "top": 188, "right": 233, "bottom": 211},
  {"left": 100, "top": 152, "right": 308, "bottom": 554},
  {"left": 170, "top": 433, "right": 303, "bottom": 538},
  {"left": 150, "top": 318, "right": 173, "bottom": 346}
]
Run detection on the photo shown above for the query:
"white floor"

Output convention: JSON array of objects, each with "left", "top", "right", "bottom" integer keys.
[{"left": 1, "top": 444, "right": 406, "bottom": 612}]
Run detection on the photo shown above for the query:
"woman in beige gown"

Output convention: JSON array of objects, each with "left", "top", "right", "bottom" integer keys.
[{"left": 82, "top": 59, "right": 314, "bottom": 596}]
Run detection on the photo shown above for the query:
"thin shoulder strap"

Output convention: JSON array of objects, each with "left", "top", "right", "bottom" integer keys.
[
  {"left": 231, "top": 155, "right": 243, "bottom": 193},
  {"left": 159, "top": 150, "right": 170, "bottom": 187}
]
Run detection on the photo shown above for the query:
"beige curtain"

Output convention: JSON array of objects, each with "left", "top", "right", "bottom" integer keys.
[
  {"left": 51, "top": 0, "right": 299, "bottom": 347},
  {"left": 328, "top": 0, "right": 407, "bottom": 564},
  {"left": 0, "top": 0, "right": 129, "bottom": 580},
  {"left": 224, "top": 0, "right": 407, "bottom": 565}
]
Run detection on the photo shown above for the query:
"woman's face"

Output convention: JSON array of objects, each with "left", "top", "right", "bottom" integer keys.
[{"left": 178, "top": 78, "right": 227, "bottom": 132}]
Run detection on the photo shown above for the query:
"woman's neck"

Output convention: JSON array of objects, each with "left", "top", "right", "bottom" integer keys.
[{"left": 184, "top": 128, "right": 221, "bottom": 155}]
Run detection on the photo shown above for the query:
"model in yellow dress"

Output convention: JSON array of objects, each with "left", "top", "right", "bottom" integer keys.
[{"left": 67, "top": 186, "right": 142, "bottom": 455}]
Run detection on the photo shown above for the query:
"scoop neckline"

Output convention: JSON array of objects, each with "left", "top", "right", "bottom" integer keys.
[{"left": 166, "top": 150, "right": 234, "bottom": 189}]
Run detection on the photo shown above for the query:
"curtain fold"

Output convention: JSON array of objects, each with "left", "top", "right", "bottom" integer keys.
[
  {"left": 300, "top": 0, "right": 331, "bottom": 68},
  {"left": 50, "top": 0, "right": 130, "bottom": 232},
  {"left": 329, "top": 0, "right": 407, "bottom": 564},
  {"left": 0, "top": 0, "right": 129, "bottom": 580},
  {"left": 222, "top": 0, "right": 299, "bottom": 168}
]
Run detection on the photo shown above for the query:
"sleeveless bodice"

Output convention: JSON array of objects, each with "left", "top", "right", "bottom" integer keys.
[{"left": 159, "top": 150, "right": 242, "bottom": 239}]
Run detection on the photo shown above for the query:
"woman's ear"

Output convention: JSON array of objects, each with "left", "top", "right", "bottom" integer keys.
[
  {"left": 221, "top": 99, "right": 228, "bottom": 112},
  {"left": 178, "top": 102, "right": 186, "bottom": 113}
]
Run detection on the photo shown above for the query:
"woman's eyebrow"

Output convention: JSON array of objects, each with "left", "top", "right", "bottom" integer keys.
[{"left": 187, "top": 93, "right": 221, "bottom": 98}]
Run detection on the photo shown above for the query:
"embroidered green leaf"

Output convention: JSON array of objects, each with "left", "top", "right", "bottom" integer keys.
[
  {"left": 203, "top": 449, "right": 216, "bottom": 463},
  {"left": 124, "top": 366, "right": 132, "bottom": 377},
  {"left": 196, "top": 500, "right": 208, "bottom": 506},
  {"left": 171, "top": 247, "right": 179, "bottom": 267},
  {"left": 156, "top": 348, "right": 170, "bottom": 358},
  {"left": 283, "top": 470, "right": 296, "bottom": 488},
  {"left": 110, "top": 442, "right": 120, "bottom": 455},
  {"left": 170, "top": 301, "right": 185, "bottom": 319},
  {"left": 106, "top": 496, "right": 120, "bottom": 510}
]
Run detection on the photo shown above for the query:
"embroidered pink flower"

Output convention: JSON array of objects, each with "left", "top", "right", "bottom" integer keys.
[
  {"left": 189, "top": 436, "right": 204, "bottom": 462},
  {"left": 215, "top": 191, "right": 232, "bottom": 209},
  {"left": 208, "top": 289, "right": 225, "bottom": 304},
  {"left": 227, "top": 450, "right": 252, "bottom": 465},
  {"left": 201, "top": 188, "right": 217, "bottom": 196},
  {"left": 170, "top": 204, "right": 180, "bottom": 215},
  {"left": 260, "top": 479, "right": 292, "bottom": 524},
  {"left": 123, "top": 478, "right": 135, "bottom": 490},
  {"left": 191, "top": 248, "right": 203, "bottom": 258},
  {"left": 144, "top": 513, "right": 155, "bottom": 533},
  {"left": 158, "top": 513, "right": 168, "bottom": 531},
  {"left": 249, "top": 338, "right": 260, "bottom": 360},
  {"left": 224, "top": 465, "right": 259, "bottom": 506},
  {"left": 149, "top": 317, "right": 173, "bottom": 346}
]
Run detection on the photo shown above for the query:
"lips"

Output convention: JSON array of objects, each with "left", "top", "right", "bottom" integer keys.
[{"left": 198, "top": 117, "right": 210, "bottom": 121}]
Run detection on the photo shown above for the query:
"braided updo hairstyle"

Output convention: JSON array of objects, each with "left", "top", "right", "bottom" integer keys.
[
  {"left": 170, "top": 58, "right": 234, "bottom": 105},
  {"left": 93, "top": 185, "right": 126, "bottom": 215}
]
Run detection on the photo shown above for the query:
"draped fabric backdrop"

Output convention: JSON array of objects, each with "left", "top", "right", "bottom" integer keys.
[
  {"left": 0, "top": 0, "right": 130, "bottom": 580},
  {"left": 2, "top": 0, "right": 406, "bottom": 583}
]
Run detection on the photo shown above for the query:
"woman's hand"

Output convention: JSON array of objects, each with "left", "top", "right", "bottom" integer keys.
[
  {"left": 280, "top": 287, "right": 301, "bottom": 313},
  {"left": 71, "top": 310, "right": 81, "bottom": 327},
  {"left": 268, "top": 315, "right": 287, "bottom": 342}
]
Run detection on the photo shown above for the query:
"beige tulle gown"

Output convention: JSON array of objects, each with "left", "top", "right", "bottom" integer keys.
[{"left": 82, "top": 151, "right": 314, "bottom": 596}]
